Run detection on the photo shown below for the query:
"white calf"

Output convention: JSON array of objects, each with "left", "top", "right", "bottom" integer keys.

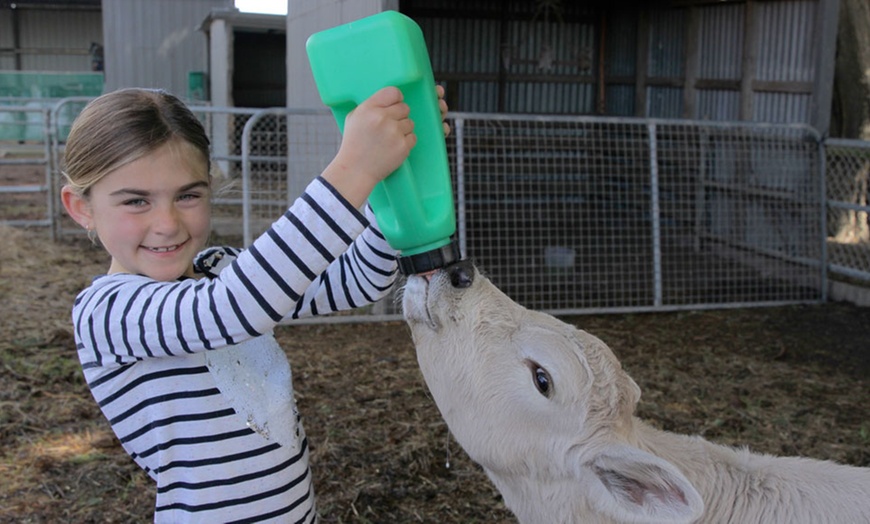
[{"left": 402, "top": 261, "right": 870, "bottom": 524}]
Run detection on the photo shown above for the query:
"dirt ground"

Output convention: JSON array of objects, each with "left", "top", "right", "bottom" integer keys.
[{"left": 1, "top": 223, "right": 868, "bottom": 524}]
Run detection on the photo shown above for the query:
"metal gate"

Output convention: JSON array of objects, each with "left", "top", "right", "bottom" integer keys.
[{"left": 4, "top": 100, "right": 868, "bottom": 323}]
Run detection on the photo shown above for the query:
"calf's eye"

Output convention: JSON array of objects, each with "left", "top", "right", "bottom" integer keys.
[{"left": 530, "top": 362, "right": 552, "bottom": 398}]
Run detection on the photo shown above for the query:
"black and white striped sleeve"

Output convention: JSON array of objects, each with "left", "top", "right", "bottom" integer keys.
[
  {"left": 284, "top": 204, "right": 399, "bottom": 320},
  {"left": 73, "top": 176, "right": 389, "bottom": 368}
]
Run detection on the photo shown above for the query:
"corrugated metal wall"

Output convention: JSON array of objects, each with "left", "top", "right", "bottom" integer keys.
[
  {"left": 416, "top": 3, "right": 600, "bottom": 114},
  {"left": 647, "top": 10, "right": 685, "bottom": 79},
  {"left": 0, "top": 7, "right": 101, "bottom": 72},
  {"left": 698, "top": 4, "right": 744, "bottom": 81},
  {"left": 695, "top": 4, "right": 744, "bottom": 121},
  {"left": 402, "top": 0, "right": 831, "bottom": 129},
  {"left": 101, "top": 0, "right": 232, "bottom": 96},
  {"left": 644, "top": 9, "right": 686, "bottom": 119},
  {"left": 756, "top": 0, "right": 816, "bottom": 83},
  {"left": 3, "top": 0, "right": 835, "bottom": 128},
  {"left": 753, "top": 0, "right": 816, "bottom": 123},
  {"left": 0, "top": 10, "right": 13, "bottom": 70},
  {"left": 603, "top": 11, "right": 636, "bottom": 117}
]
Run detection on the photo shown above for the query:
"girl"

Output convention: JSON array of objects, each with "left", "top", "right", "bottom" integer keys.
[{"left": 61, "top": 86, "right": 448, "bottom": 523}]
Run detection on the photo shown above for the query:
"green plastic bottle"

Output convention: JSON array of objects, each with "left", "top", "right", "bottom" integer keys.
[{"left": 306, "top": 10, "right": 460, "bottom": 275}]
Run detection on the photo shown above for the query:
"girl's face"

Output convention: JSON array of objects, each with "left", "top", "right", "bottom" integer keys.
[{"left": 70, "top": 140, "right": 212, "bottom": 281}]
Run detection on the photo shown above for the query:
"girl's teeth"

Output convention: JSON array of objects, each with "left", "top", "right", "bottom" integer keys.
[{"left": 151, "top": 245, "right": 178, "bottom": 253}]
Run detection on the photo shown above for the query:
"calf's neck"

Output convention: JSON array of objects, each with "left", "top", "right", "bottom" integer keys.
[{"left": 402, "top": 261, "right": 870, "bottom": 524}]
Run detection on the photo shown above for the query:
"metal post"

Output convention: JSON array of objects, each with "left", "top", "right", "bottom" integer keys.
[
  {"left": 454, "top": 117, "right": 467, "bottom": 258},
  {"left": 648, "top": 122, "right": 663, "bottom": 307},
  {"left": 818, "top": 137, "right": 828, "bottom": 301},
  {"left": 43, "top": 107, "right": 55, "bottom": 241},
  {"left": 240, "top": 109, "right": 261, "bottom": 247}
]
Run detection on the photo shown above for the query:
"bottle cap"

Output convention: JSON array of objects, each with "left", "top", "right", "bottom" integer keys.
[{"left": 397, "top": 238, "right": 462, "bottom": 276}]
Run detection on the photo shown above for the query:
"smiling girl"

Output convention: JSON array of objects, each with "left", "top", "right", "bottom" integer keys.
[{"left": 60, "top": 86, "right": 447, "bottom": 523}]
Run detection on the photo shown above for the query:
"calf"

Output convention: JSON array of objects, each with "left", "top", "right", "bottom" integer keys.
[{"left": 402, "top": 261, "right": 870, "bottom": 524}]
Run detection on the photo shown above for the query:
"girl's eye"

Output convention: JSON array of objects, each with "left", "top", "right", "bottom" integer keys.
[
  {"left": 179, "top": 188, "right": 209, "bottom": 203},
  {"left": 123, "top": 198, "right": 147, "bottom": 207}
]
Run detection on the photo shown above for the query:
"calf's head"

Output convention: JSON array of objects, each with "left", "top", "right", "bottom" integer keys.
[{"left": 403, "top": 261, "right": 702, "bottom": 523}]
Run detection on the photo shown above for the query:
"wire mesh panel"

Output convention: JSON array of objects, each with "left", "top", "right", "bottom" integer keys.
[
  {"left": 237, "top": 109, "right": 341, "bottom": 244},
  {"left": 239, "top": 110, "right": 290, "bottom": 241},
  {"left": 0, "top": 104, "right": 52, "bottom": 230},
  {"left": 27, "top": 102, "right": 844, "bottom": 323},
  {"left": 450, "top": 115, "right": 654, "bottom": 311},
  {"left": 825, "top": 138, "right": 870, "bottom": 282},
  {"left": 655, "top": 122, "right": 823, "bottom": 307},
  {"left": 191, "top": 106, "right": 255, "bottom": 240},
  {"left": 448, "top": 114, "right": 824, "bottom": 314}
]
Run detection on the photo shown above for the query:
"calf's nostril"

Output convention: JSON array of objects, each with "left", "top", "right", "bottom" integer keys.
[{"left": 447, "top": 260, "right": 474, "bottom": 288}]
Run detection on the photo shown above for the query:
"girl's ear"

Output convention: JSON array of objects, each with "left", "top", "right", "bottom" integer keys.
[{"left": 61, "top": 186, "right": 93, "bottom": 230}]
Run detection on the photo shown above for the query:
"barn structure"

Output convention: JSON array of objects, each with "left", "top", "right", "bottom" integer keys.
[
  {"left": 1, "top": 0, "right": 841, "bottom": 129},
  {"left": 287, "top": 0, "right": 839, "bottom": 133},
  {"left": 2, "top": 0, "right": 865, "bottom": 315},
  {"left": 0, "top": 0, "right": 286, "bottom": 107},
  {"left": 282, "top": 0, "right": 843, "bottom": 314}
]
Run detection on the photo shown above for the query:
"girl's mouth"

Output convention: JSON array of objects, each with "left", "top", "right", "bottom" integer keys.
[{"left": 146, "top": 242, "right": 185, "bottom": 253}]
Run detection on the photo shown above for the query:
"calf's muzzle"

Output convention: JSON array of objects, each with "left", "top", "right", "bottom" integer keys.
[{"left": 446, "top": 259, "right": 475, "bottom": 288}]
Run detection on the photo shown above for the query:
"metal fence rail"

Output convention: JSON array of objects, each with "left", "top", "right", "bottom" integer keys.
[
  {"left": 2, "top": 98, "right": 868, "bottom": 323},
  {"left": 236, "top": 112, "right": 830, "bottom": 320}
]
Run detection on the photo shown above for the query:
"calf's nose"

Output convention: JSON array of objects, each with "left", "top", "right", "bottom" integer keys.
[{"left": 447, "top": 260, "right": 474, "bottom": 288}]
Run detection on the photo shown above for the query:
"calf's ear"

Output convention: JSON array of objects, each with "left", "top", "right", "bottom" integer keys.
[{"left": 582, "top": 443, "right": 704, "bottom": 524}]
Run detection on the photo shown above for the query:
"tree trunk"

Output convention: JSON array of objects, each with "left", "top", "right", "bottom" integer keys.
[
  {"left": 832, "top": 0, "right": 870, "bottom": 139},
  {"left": 829, "top": 0, "right": 870, "bottom": 242}
]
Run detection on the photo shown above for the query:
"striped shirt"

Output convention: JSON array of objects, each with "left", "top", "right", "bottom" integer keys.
[{"left": 71, "top": 177, "right": 399, "bottom": 523}]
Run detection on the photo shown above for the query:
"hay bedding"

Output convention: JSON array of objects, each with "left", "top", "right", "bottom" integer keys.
[{"left": 1, "top": 224, "right": 868, "bottom": 523}]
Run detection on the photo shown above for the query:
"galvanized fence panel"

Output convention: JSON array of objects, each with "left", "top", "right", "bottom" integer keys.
[
  {"left": 825, "top": 138, "right": 870, "bottom": 282},
  {"left": 6, "top": 97, "right": 868, "bottom": 324},
  {"left": 240, "top": 112, "right": 827, "bottom": 321},
  {"left": 447, "top": 114, "right": 824, "bottom": 317},
  {"left": 238, "top": 108, "right": 340, "bottom": 246},
  {"left": 0, "top": 103, "right": 53, "bottom": 232}
]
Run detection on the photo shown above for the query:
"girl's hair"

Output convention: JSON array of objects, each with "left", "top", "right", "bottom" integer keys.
[{"left": 63, "top": 88, "right": 211, "bottom": 196}]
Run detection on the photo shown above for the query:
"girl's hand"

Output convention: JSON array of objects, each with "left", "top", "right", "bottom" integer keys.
[
  {"left": 322, "top": 84, "right": 450, "bottom": 209},
  {"left": 437, "top": 84, "right": 451, "bottom": 138},
  {"left": 323, "top": 86, "right": 415, "bottom": 208}
]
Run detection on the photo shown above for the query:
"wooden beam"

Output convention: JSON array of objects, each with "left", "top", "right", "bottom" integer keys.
[
  {"left": 683, "top": 7, "right": 701, "bottom": 118},
  {"left": 812, "top": 0, "right": 840, "bottom": 135},
  {"left": 740, "top": 1, "right": 758, "bottom": 121},
  {"left": 636, "top": 12, "right": 650, "bottom": 117},
  {"left": 597, "top": 11, "right": 607, "bottom": 114}
]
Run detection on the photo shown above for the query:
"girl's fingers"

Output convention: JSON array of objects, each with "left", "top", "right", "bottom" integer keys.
[
  {"left": 400, "top": 117, "right": 415, "bottom": 136},
  {"left": 436, "top": 84, "right": 450, "bottom": 137},
  {"left": 368, "top": 86, "right": 404, "bottom": 107}
]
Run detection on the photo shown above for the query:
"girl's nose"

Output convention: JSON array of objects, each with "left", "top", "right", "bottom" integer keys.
[{"left": 153, "top": 204, "right": 181, "bottom": 234}]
